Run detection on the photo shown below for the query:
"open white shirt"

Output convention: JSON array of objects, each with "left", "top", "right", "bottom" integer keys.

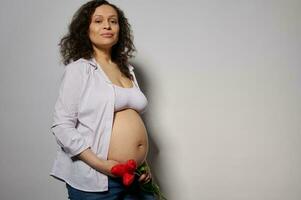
[{"left": 49, "top": 57, "right": 144, "bottom": 192}]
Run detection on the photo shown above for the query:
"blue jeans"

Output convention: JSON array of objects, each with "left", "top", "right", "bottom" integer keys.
[{"left": 66, "top": 174, "right": 155, "bottom": 200}]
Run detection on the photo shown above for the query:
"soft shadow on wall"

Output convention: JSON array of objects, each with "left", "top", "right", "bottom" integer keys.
[{"left": 130, "top": 60, "right": 168, "bottom": 195}]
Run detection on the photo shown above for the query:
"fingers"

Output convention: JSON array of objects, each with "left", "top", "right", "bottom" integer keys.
[
  {"left": 138, "top": 173, "right": 146, "bottom": 182},
  {"left": 138, "top": 172, "right": 152, "bottom": 184},
  {"left": 145, "top": 173, "right": 152, "bottom": 183}
]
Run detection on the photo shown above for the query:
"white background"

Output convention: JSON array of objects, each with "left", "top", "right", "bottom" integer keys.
[{"left": 0, "top": 0, "right": 300, "bottom": 199}]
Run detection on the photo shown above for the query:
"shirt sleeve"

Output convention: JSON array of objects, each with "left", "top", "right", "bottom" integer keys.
[{"left": 50, "top": 63, "right": 90, "bottom": 158}]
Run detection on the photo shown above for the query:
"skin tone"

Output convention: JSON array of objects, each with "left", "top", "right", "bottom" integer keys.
[{"left": 77, "top": 4, "right": 151, "bottom": 184}]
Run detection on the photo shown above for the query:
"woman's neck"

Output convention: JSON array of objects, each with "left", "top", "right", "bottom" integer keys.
[{"left": 93, "top": 47, "right": 113, "bottom": 64}]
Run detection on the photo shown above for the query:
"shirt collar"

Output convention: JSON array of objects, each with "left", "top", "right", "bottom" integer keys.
[
  {"left": 82, "top": 57, "right": 134, "bottom": 71},
  {"left": 87, "top": 57, "right": 98, "bottom": 70}
]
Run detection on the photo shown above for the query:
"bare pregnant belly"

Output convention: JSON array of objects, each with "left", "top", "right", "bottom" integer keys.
[{"left": 107, "top": 109, "right": 149, "bottom": 166}]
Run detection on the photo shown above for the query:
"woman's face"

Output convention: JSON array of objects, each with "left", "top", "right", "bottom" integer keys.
[{"left": 88, "top": 4, "right": 120, "bottom": 50}]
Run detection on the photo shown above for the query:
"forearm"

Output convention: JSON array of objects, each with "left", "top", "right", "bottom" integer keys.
[{"left": 75, "top": 147, "right": 107, "bottom": 174}]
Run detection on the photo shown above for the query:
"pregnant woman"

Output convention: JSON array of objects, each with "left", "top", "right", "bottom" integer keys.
[{"left": 49, "top": 1, "right": 156, "bottom": 199}]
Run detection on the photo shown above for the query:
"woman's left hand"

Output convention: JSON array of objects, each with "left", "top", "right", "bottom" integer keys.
[{"left": 138, "top": 171, "right": 152, "bottom": 184}]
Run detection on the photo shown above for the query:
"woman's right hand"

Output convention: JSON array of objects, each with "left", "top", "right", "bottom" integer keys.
[
  {"left": 76, "top": 148, "right": 120, "bottom": 177},
  {"left": 101, "top": 159, "right": 121, "bottom": 178}
]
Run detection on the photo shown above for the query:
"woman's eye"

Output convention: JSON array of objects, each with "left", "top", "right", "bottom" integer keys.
[{"left": 94, "top": 19, "right": 117, "bottom": 24}]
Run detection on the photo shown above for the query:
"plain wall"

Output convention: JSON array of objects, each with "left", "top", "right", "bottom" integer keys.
[{"left": 0, "top": 0, "right": 300, "bottom": 199}]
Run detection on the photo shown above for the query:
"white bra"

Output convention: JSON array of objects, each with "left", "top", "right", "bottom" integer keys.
[{"left": 112, "top": 80, "right": 148, "bottom": 114}]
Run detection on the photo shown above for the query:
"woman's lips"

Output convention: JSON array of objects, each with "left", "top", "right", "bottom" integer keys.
[{"left": 101, "top": 33, "right": 113, "bottom": 38}]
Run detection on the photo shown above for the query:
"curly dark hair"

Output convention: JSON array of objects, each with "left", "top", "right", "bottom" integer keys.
[{"left": 59, "top": 0, "right": 136, "bottom": 79}]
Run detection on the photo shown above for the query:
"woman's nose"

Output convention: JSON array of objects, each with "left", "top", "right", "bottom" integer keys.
[{"left": 103, "top": 20, "right": 111, "bottom": 29}]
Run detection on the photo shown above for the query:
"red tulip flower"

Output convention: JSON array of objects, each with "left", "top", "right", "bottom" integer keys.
[{"left": 110, "top": 159, "right": 137, "bottom": 186}]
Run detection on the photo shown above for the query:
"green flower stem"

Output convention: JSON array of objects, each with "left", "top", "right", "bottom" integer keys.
[{"left": 135, "top": 162, "right": 167, "bottom": 200}]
